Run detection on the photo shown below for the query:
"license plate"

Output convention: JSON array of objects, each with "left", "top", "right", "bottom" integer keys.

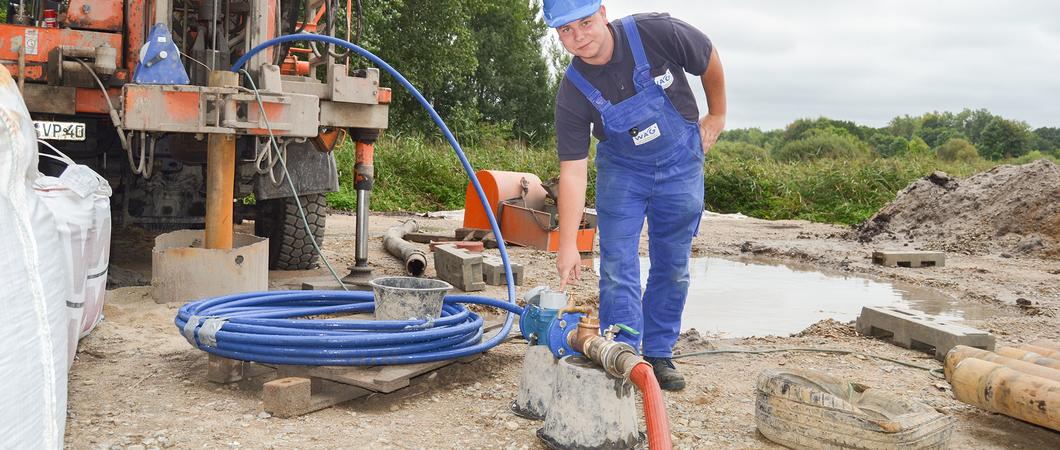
[{"left": 34, "top": 121, "right": 86, "bottom": 141}]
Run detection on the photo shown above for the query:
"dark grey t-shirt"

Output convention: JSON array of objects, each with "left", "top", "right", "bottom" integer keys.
[{"left": 555, "top": 13, "right": 713, "bottom": 161}]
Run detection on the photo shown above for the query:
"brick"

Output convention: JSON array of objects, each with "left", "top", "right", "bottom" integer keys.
[
  {"left": 856, "top": 306, "right": 994, "bottom": 360},
  {"left": 433, "top": 244, "right": 486, "bottom": 291},
  {"left": 872, "top": 251, "right": 945, "bottom": 268},
  {"left": 482, "top": 256, "right": 524, "bottom": 286},
  {"left": 429, "top": 241, "right": 484, "bottom": 253},
  {"left": 263, "top": 377, "right": 312, "bottom": 418}
]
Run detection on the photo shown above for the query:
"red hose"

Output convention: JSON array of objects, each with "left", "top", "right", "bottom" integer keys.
[{"left": 630, "top": 362, "right": 673, "bottom": 450}]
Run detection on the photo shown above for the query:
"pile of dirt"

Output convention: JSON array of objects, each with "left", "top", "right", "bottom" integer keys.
[
  {"left": 791, "top": 319, "right": 857, "bottom": 338},
  {"left": 857, "top": 159, "right": 1060, "bottom": 258}
]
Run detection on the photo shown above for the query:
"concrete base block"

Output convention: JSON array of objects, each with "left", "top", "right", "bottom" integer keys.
[
  {"left": 872, "top": 251, "right": 946, "bottom": 268},
  {"left": 539, "top": 356, "right": 643, "bottom": 449},
  {"left": 433, "top": 244, "right": 486, "bottom": 292},
  {"left": 511, "top": 346, "right": 557, "bottom": 420},
  {"left": 856, "top": 306, "right": 994, "bottom": 361},
  {"left": 152, "top": 230, "right": 268, "bottom": 303},
  {"left": 483, "top": 256, "right": 524, "bottom": 286}
]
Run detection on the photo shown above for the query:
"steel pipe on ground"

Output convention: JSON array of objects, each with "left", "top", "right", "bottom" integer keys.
[{"left": 383, "top": 220, "right": 427, "bottom": 277}]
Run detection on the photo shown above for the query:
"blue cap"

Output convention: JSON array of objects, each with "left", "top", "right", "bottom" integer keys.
[{"left": 543, "top": 0, "right": 602, "bottom": 28}]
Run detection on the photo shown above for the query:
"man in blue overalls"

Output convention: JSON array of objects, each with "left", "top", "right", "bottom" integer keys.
[{"left": 546, "top": 0, "right": 727, "bottom": 391}]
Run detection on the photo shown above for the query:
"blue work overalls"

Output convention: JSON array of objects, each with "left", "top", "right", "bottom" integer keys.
[{"left": 565, "top": 16, "right": 705, "bottom": 357}]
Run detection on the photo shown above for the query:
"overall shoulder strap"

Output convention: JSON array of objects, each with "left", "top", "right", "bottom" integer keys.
[
  {"left": 620, "top": 16, "right": 654, "bottom": 90},
  {"left": 620, "top": 16, "right": 650, "bottom": 70},
  {"left": 564, "top": 64, "right": 612, "bottom": 113}
]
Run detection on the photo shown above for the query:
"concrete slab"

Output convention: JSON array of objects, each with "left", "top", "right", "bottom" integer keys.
[
  {"left": 856, "top": 306, "right": 994, "bottom": 360},
  {"left": 872, "top": 251, "right": 946, "bottom": 268},
  {"left": 482, "top": 256, "right": 524, "bottom": 286},
  {"left": 433, "top": 244, "right": 486, "bottom": 292}
]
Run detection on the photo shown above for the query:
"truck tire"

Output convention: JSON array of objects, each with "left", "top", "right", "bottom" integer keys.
[{"left": 255, "top": 194, "right": 327, "bottom": 270}]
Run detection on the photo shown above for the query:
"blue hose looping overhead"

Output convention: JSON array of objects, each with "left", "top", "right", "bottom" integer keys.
[{"left": 173, "top": 34, "right": 522, "bottom": 366}]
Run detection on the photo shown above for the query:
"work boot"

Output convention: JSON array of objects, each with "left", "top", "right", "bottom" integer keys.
[{"left": 645, "top": 357, "right": 686, "bottom": 391}]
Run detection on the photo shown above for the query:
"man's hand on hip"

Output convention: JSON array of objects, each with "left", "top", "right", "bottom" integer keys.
[{"left": 698, "top": 113, "right": 725, "bottom": 154}]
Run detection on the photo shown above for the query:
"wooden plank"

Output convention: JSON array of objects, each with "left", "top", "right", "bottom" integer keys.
[
  {"left": 404, "top": 232, "right": 457, "bottom": 244},
  {"left": 207, "top": 355, "right": 244, "bottom": 384}
]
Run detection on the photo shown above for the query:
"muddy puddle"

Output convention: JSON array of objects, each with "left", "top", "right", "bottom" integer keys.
[{"left": 595, "top": 257, "right": 998, "bottom": 338}]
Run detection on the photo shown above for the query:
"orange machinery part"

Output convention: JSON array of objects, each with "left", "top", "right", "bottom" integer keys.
[
  {"left": 463, "top": 170, "right": 546, "bottom": 230},
  {"left": 463, "top": 170, "right": 595, "bottom": 253},
  {"left": 630, "top": 363, "right": 673, "bottom": 450}
]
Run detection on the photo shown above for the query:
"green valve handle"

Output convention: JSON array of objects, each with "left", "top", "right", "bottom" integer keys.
[{"left": 616, "top": 324, "right": 639, "bottom": 336}]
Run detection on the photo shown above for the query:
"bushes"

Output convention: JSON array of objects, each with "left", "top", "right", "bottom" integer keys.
[
  {"left": 709, "top": 141, "right": 769, "bottom": 161},
  {"left": 935, "top": 138, "right": 979, "bottom": 162},
  {"left": 704, "top": 155, "right": 993, "bottom": 225},
  {"left": 771, "top": 128, "right": 872, "bottom": 162}
]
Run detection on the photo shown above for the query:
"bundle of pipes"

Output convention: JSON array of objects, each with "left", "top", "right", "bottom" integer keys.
[{"left": 944, "top": 341, "right": 1060, "bottom": 432}]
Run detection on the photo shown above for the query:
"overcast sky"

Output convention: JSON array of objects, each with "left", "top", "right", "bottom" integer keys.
[{"left": 579, "top": 1, "right": 1060, "bottom": 131}]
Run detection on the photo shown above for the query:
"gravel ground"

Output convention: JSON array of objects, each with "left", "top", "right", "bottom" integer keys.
[{"left": 65, "top": 211, "right": 1060, "bottom": 449}]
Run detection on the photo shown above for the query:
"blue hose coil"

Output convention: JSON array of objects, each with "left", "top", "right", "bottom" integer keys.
[{"left": 173, "top": 34, "right": 523, "bottom": 366}]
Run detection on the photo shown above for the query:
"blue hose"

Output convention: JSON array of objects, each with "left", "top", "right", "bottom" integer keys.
[{"left": 174, "top": 34, "right": 522, "bottom": 366}]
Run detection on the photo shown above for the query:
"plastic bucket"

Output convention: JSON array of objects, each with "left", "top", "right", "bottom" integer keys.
[{"left": 370, "top": 276, "right": 452, "bottom": 321}]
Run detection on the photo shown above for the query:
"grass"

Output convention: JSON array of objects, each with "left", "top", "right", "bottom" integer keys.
[
  {"left": 703, "top": 154, "right": 997, "bottom": 224},
  {"left": 327, "top": 134, "right": 581, "bottom": 212},
  {"left": 328, "top": 135, "right": 1035, "bottom": 226}
]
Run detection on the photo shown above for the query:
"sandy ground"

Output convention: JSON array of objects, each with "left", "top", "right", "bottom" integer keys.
[{"left": 65, "top": 211, "right": 1060, "bottom": 450}]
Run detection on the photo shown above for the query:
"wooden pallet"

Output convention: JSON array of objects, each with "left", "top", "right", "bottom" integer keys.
[{"left": 206, "top": 320, "right": 508, "bottom": 417}]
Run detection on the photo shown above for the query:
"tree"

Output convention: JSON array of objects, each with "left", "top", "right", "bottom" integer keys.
[
  {"left": 935, "top": 137, "right": 979, "bottom": 162},
  {"left": 467, "top": 0, "right": 554, "bottom": 144},
  {"left": 886, "top": 115, "right": 919, "bottom": 140},
  {"left": 1033, "top": 127, "right": 1060, "bottom": 157},
  {"left": 916, "top": 111, "right": 968, "bottom": 148},
  {"left": 372, "top": 0, "right": 480, "bottom": 133},
  {"left": 979, "top": 118, "right": 1033, "bottom": 159},
  {"left": 906, "top": 136, "right": 931, "bottom": 156},
  {"left": 868, "top": 134, "right": 909, "bottom": 158}
]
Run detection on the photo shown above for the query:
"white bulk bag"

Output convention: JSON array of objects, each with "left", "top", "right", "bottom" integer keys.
[
  {"left": 0, "top": 69, "right": 70, "bottom": 449},
  {"left": 35, "top": 144, "right": 113, "bottom": 342}
]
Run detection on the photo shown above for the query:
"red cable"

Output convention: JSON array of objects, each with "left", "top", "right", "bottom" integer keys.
[{"left": 630, "top": 363, "right": 673, "bottom": 450}]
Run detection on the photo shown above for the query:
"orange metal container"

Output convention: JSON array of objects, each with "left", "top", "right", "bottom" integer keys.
[
  {"left": 463, "top": 170, "right": 595, "bottom": 253},
  {"left": 463, "top": 170, "right": 546, "bottom": 230},
  {"left": 499, "top": 202, "right": 596, "bottom": 252}
]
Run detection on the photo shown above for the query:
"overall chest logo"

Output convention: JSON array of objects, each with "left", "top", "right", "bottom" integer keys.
[
  {"left": 631, "top": 123, "right": 662, "bottom": 146},
  {"left": 654, "top": 69, "right": 674, "bottom": 89}
]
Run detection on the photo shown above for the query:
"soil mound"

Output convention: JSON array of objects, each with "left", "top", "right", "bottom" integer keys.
[{"left": 857, "top": 159, "right": 1060, "bottom": 258}]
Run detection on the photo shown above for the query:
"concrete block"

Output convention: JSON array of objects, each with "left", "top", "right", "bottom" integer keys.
[
  {"left": 856, "top": 306, "right": 994, "bottom": 360},
  {"left": 433, "top": 244, "right": 486, "bottom": 291},
  {"left": 482, "top": 256, "right": 524, "bottom": 286},
  {"left": 872, "top": 251, "right": 945, "bottom": 268}
]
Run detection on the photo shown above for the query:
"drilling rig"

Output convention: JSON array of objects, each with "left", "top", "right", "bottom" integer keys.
[{"left": 3, "top": 0, "right": 388, "bottom": 272}]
